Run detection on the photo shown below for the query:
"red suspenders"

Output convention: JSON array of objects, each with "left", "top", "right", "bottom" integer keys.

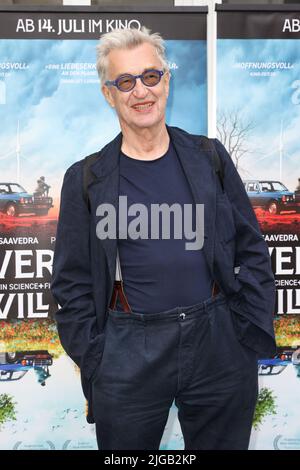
[
  {"left": 108, "top": 249, "right": 220, "bottom": 313},
  {"left": 109, "top": 249, "right": 132, "bottom": 312},
  {"left": 109, "top": 280, "right": 132, "bottom": 313}
]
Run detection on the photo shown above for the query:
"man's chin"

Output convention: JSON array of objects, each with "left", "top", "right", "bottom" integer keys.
[{"left": 130, "top": 116, "right": 164, "bottom": 130}]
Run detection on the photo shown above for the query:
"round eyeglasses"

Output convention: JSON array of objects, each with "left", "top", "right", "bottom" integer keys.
[{"left": 105, "top": 69, "right": 165, "bottom": 92}]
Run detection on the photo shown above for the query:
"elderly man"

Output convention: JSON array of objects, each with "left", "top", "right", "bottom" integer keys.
[{"left": 51, "top": 27, "right": 276, "bottom": 450}]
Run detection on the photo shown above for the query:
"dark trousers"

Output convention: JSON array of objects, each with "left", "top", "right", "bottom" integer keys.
[{"left": 91, "top": 292, "right": 258, "bottom": 450}]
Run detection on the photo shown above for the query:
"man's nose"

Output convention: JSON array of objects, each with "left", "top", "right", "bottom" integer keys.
[{"left": 132, "top": 78, "right": 148, "bottom": 98}]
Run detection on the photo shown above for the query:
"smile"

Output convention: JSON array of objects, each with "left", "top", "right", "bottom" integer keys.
[{"left": 132, "top": 102, "right": 154, "bottom": 111}]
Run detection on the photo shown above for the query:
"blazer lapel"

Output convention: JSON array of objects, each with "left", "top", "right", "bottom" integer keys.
[
  {"left": 86, "top": 133, "right": 122, "bottom": 284},
  {"left": 168, "top": 127, "right": 217, "bottom": 278}
]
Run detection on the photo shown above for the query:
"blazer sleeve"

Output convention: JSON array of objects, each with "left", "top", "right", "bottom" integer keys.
[
  {"left": 51, "top": 162, "right": 105, "bottom": 380},
  {"left": 214, "top": 138, "right": 277, "bottom": 357}
]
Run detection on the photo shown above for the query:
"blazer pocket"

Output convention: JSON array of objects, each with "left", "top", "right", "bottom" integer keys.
[
  {"left": 90, "top": 337, "right": 107, "bottom": 384},
  {"left": 81, "top": 333, "right": 106, "bottom": 382},
  {"left": 229, "top": 307, "right": 259, "bottom": 359}
]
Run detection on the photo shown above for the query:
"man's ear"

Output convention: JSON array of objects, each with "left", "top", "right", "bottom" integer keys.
[{"left": 102, "top": 84, "right": 115, "bottom": 108}]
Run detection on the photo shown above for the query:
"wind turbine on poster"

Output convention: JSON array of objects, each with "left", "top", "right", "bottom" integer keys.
[
  {"left": 16, "top": 120, "right": 21, "bottom": 183},
  {"left": 0, "top": 121, "right": 31, "bottom": 184},
  {"left": 279, "top": 118, "right": 283, "bottom": 182},
  {"left": 251, "top": 118, "right": 286, "bottom": 182}
]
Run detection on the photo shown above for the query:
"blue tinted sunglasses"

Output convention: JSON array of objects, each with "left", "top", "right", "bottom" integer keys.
[{"left": 105, "top": 69, "right": 165, "bottom": 92}]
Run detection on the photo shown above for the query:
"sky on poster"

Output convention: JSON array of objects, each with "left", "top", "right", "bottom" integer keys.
[
  {"left": 0, "top": 39, "right": 206, "bottom": 197},
  {"left": 217, "top": 39, "right": 300, "bottom": 193}
]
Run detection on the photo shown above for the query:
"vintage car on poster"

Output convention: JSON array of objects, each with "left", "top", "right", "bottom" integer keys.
[
  {"left": 0, "top": 350, "right": 53, "bottom": 383},
  {"left": 243, "top": 180, "right": 298, "bottom": 214},
  {"left": 258, "top": 347, "right": 300, "bottom": 376},
  {"left": 0, "top": 183, "right": 53, "bottom": 217}
]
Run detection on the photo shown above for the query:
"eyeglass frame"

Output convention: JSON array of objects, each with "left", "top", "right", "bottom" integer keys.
[{"left": 104, "top": 69, "right": 165, "bottom": 92}]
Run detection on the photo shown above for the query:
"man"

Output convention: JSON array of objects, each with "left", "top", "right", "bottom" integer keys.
[
  {"left": 34, "top": 176, "right": 50, "bottom": 197},
  {"left": 51, "top": 27, "right": 276, "bottom": 450},
  {"left": 34, "top": 365, "right": 51, "bottom": 386}
]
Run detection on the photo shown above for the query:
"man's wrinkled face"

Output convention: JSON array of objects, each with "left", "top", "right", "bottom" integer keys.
[{"left": 102, "top": 42, "right": 170, "bottom": 131}]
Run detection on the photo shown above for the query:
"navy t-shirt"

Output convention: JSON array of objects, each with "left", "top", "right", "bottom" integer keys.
[{"left": 116, "top": 141, "right": 213, "bottom": 313}]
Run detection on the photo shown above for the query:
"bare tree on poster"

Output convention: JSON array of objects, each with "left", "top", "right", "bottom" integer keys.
[{"left": 217, "top": 108, "right": 256, "bottom": 172}]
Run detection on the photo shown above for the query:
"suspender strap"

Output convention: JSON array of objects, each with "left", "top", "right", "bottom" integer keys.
[
  {"left": 199, "top": 136, "right": 225, "bottom": 192},
  {"left": 211, "top": 280, "right": 220, "bottom": 297},
  {"left": 109, "top": 249, "right": 132, "bottom": 313},
  {"left": 109, "top": 280, "right": 132, "bottom": 312}
]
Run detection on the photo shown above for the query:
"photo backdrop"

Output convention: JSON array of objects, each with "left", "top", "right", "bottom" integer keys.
[
  {"left": 1, "top": 3, "right": 300, "bottom": 452},
  {"left": 0, "top": 5, "right": 207, "bottom": 450},
  {"left": 217, "top": 4, "right": 300, "bottom": 450}
]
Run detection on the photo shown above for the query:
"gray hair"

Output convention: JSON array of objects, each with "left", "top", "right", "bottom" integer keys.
[{"left": 96, "top": 26, "right": 169, "bottom": 85}]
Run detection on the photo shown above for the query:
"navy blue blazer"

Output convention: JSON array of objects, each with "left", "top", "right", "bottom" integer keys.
[{"left": 51, "top": 125, "right": 277, "bottom": 423}]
